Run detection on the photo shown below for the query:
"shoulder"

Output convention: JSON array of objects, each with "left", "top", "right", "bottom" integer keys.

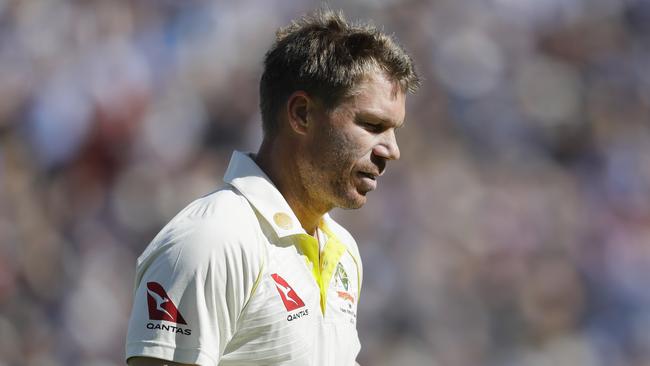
[
  {"left": 179, "top": 187, "right": 256, "bottom": 225},
  {"left": 137, "top": 187, "right": 266, "bottom": 272},
  {"left": 164, "top": 186, "right": 259, "bottom": 242}
]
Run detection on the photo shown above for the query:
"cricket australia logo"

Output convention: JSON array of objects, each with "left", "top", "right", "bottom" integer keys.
[
  {"left": 335, "top": 263, "right": 355, "bottom": 304},
  {"left": 334, "top": 263, "right": 349, "bottom": 291}
]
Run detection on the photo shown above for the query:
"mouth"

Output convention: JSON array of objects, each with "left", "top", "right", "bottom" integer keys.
[
  {"left": 355, "top": 171, "right": 379, "bottom": 192},
  {"left": 358, "top": 172, "right": 377, "bottom": 181}
]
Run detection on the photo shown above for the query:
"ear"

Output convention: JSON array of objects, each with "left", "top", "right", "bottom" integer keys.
[{"left": 286, "top": 91, "right": 311, "bottom": 135}]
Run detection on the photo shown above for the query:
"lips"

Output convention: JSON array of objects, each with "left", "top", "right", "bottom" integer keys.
[
  {"left": 359, "top": 172, "right": 377, "bottom": 180},
  {"left": 355, "top": 171, "right": 378, "bottom": 192}
]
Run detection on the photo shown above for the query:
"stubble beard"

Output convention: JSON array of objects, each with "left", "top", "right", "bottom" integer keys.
[{"left": 299, "top": 145, "right": 366, "bottom": 212}]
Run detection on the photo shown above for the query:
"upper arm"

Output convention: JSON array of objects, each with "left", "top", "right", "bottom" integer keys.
[{"left": 125, "top": 213, "right": 265, "bottom": 365}]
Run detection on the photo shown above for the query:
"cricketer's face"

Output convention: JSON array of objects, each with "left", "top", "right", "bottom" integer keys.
[{"left": 299, "top": 71, "right": 406, "bottom": 210}]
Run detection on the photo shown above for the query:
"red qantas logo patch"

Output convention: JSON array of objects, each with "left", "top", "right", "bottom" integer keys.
[
  {"left": 146, "top": 282, "right": 187, "bottom": 324},
  {"left": 271, "top": 273, "right": 305, "bottom": 311}
]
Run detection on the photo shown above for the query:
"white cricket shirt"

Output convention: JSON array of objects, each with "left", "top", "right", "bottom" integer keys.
[{"left": 125, "top": 151, "right": 363, "bottom": 365}]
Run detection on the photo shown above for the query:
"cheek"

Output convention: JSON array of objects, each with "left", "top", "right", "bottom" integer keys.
[
  {"left": 308, "top": 123, "right": 371, "bottom": 177},
  {"left": 329, "top": 129, "right": 369, "bottom": 160},
  {"left": 325, "top": 137, "right": 361, "bottom": 173}
]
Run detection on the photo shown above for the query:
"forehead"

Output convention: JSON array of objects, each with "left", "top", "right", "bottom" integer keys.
[{"left": 338, "top": 71, "right": 406, "bottom": 126}]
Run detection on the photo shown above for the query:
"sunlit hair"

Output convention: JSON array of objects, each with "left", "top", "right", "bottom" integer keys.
[{"left": 259, "top": 9, "right": 420, "bottom": 136}]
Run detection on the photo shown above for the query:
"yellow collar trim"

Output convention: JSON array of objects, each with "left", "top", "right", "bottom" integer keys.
[{"left": 293, "top": 222, "right": 347, "bottom": 315}]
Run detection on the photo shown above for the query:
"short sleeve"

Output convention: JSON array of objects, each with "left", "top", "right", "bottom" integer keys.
[{"left": 125, "top": 212, "right": 264, "bottom": 365}]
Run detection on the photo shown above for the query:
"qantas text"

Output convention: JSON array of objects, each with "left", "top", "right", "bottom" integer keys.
[
  {"left": 287, "top": 309, "right": 309, "bottom": 321},
  {"left": 147, "top": 322, "right": 192, "bottom": 335}
]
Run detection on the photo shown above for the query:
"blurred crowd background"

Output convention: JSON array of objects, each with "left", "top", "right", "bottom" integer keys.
[{"left": 1, "top": 0, "right": 650, "bottom": 365}]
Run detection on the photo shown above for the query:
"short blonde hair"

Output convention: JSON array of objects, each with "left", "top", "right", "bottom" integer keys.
[{"left": 259, "top": 9, "right": 420, "bottom": 136}]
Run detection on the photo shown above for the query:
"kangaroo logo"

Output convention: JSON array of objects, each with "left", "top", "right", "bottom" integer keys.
[
  {"left": 146, "top": 282, "right": 187, "bottom": 324},
  {"left": 271, "top": 274, "right": 305, "bottom": 311}
]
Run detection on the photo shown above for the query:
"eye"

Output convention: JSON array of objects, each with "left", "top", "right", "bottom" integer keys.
[{"left": 360, "top": 121, "right": 382, "bottom": 133}]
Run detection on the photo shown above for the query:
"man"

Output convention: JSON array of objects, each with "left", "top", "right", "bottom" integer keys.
[{"left": 125, "top": 9, "right": 419, "bottom": 366}]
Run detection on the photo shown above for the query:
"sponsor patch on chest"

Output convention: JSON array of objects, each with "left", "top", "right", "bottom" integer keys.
[{"left": 271, "top": 273, "right": 311, "bottom": 321}]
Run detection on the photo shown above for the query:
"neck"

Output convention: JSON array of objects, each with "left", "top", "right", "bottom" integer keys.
[{"left": 255, "top": 138, "right": 328, "bottom": 236}]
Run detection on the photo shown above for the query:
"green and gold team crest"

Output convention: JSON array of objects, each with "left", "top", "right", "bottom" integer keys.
[
  {"left": 334, "top": 263, "right": 349, "bottom": 291},
  {"left": 334, "top": 262, "right": 355, "bottom": 305}
]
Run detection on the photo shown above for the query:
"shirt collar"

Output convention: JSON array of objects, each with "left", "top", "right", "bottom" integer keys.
[{"left": 224, "top": 150, "right": 320, "bottom": 238}]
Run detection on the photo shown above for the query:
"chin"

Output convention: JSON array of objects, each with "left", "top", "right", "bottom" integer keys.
[{"left": 336, "top": 191, "right": 367, "bottom": 210}]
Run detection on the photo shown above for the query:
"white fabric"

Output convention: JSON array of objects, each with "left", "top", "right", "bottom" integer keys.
[{"left": 126, "top": 151, "right": 363, "bottom": 365}]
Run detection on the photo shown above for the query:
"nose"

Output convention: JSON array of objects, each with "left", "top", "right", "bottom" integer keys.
[{"left": 372, "top": 129, "right": 401, "bottom": 161}]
